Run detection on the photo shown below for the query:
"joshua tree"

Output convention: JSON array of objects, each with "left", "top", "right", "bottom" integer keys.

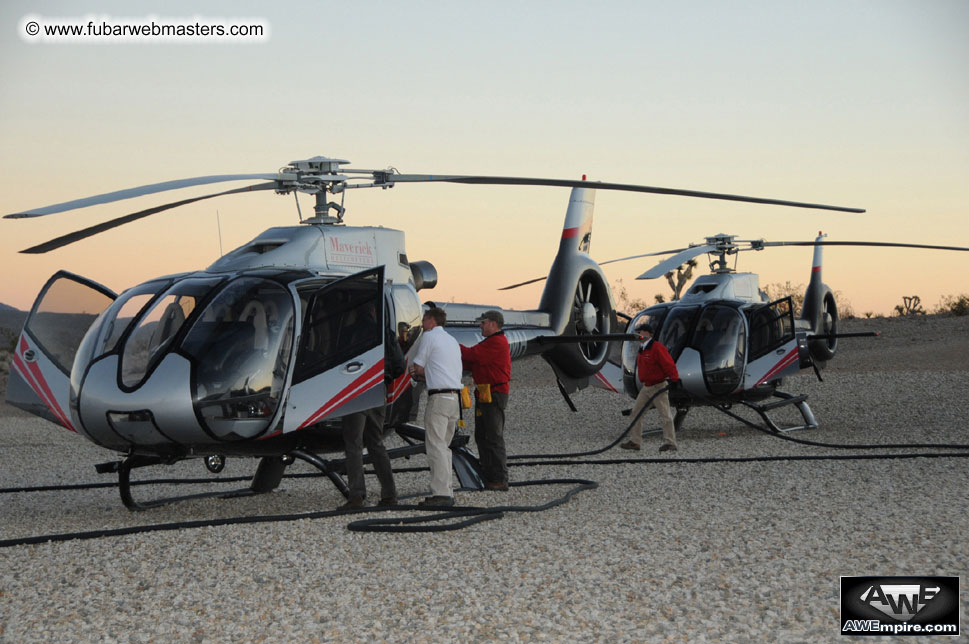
[
  {"left": 894, "top": 295, "right": 925, "bottom": 316},
  {"left": 665, "top": 259, "right": 698, "bottom": 300}
]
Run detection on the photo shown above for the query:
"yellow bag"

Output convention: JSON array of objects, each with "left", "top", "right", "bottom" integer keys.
[
  {"left": 460, "top": 386, "right": 473, "bottom": 410},
  {"left": 476, "top": 383, "right": 492, "bottom": 404}
]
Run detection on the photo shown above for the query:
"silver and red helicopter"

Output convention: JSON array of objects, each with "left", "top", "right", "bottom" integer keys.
[
  {"left": 3, "top": 156, "right": 865, "bottom": 508},
  {"left": 570, "top": 233, "right": 969, "bottom": 433}
]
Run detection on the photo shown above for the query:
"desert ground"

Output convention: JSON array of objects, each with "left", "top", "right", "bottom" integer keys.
[{"left": 1, "top": 314, "right": 967, "bottom": 643}]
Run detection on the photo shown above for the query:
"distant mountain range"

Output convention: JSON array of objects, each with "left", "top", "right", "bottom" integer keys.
[{"left": 0, "top": 303, "right": 23, "bottom": 312}]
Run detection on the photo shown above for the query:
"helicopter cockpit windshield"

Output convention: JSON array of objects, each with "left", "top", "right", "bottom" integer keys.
[
  {"left": 181, "top": 277, "right": 295, "bottom": 438},
  {"left": 691, "top": 305, "right": 746, "bottom": 395}
]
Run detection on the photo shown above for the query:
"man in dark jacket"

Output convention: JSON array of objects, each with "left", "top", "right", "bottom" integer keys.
[
  {"left": 337, "top": 303, "right": 401, "bottom": 509},
  {"left": 620, "top": 321, "right": 681, "bottom": 452},
  {"left": 460, "top": 310, "right": 512, "bottom": 490}
]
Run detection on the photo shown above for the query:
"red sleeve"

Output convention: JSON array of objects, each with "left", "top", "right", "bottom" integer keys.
[{"left": 460, "top": 342, "right": 478, "bottom": 369}]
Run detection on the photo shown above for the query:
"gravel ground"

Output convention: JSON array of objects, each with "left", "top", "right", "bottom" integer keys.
[{"left": 1, "top": 316, "right": 967, "bottom": 643}]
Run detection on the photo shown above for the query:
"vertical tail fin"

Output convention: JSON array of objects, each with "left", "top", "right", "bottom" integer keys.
[
  {"left": 800, "top": 231, "right": 826, "bottom": 328},
  {"left": 801, "top": 231, "right": 839, "bottom": 363},
  {"left": 537, "top": 186, "right": 617, "bottom": 378},
  {"left": 558, "top": 186, "right": 596, "bottom": 255}
]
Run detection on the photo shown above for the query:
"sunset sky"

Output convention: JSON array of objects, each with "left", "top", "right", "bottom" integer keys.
[{"left": 2, "top": 1, "right": 967, "bottom": 317}]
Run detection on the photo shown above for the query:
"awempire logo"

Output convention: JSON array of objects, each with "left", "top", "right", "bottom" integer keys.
[{"left": 841, "top": 576, "right": 959, "bottom": 637}]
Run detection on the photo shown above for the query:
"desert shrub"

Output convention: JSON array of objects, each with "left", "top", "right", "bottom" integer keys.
[
  {"left": 0, "top": 328, "right": 15, "bottom": 353},
  {"left": 762, "top": 281, "right": 854, "bottom": 319},
  {"left": 612, "top": 278, "right": 651, "bottom": 315},
  {"left": 836, "top": 291, "right": 855, "bottom": 320},
  {"left": 934, "top": 294, "right": 969, "bottom": 316},
  {"left": 762, "top": 281, "right": 805, "bottom": 314}
]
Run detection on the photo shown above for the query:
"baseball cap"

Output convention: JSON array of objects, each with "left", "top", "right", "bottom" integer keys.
[{"left": 477, "top": 310, "right": 504, "bottom": 327}]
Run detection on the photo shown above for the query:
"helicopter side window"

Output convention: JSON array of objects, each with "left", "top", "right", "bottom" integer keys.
[
  {"left": 392, "top": 285, "right": 423, "bottom": 352},
  {"left": 91, "top": 281, "right": 170, "bottom": 360},
  {"left": 657, "top": 306, "right": 699, "bottom": 361},
  {"left": 119, "top": 277, "right": 222, "bottom": 388},
  {"left": 691, "top": 305, "right": 746, "bottom": 395}
]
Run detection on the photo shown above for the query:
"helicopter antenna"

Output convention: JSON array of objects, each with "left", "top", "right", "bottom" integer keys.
[{"left": 216, "top": 210, "right": 223, "bottom": 256}]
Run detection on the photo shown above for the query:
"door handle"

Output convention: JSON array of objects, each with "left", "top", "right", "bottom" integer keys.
[
  {"left": 344, "top": 361, "right": 363, "bottom": 374},
  {"left": 775, "top": 349, "right": 786, "bottom": 355}
]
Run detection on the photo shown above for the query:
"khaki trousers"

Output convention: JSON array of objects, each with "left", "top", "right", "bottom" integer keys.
[
  {"left": 627, "top": 382, "right": 676, "bottom": 448},
  {"left": 424, "top": 393, "right": 459, "bottom": 497}
]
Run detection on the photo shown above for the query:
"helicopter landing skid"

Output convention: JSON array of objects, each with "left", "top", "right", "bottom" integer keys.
[
  {"left": 743, "top": 391, "right": 818, "bottom": 433},
  {"left": 97, "top": 426, "right": 483, "bottom": 510},
  {"left": 99, "top": 455, "right": 261, "bottom": 512}
]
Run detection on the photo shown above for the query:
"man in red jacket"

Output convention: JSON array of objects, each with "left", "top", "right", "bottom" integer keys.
[
  {"left": 461, "top": 310, "right": 512, "bottom": 490},
  {"left": 621, "top": 321, "right": 681, "bottom": 452}
]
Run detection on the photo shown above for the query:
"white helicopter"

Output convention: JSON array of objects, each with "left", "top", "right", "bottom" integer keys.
[
  {"left": 3, "top": 156, "right": 864, "bottom": 508},
  {"left": 569, "top": 233, "right": 969, "bottom": 432}
]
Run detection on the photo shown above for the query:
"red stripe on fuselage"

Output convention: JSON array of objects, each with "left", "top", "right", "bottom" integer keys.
[
  {"left": 297, "top": 359, "right": 385, "bottom": 430},
  {"left": 387, "top": 364, "right": 412, "bottom": 403},
  {"left": 13, "top": 337, "right": 76, "bottom": 431},
  {"left": 594, "top": 371, "right": 619, "bottom": 393},
  {"left": 756, "top": 350, "right": 799, "bottom": 387}
]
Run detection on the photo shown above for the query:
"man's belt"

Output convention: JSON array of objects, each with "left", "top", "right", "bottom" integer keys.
[{"left": 428, "top": 388, "right": 461, "bottom": 396}]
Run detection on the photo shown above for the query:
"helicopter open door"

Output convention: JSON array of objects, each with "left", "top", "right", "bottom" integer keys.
[
  {"left": 284, "top": 267, "right": 387, "bottom": 433},
  {"left": 6, "top": 271, "right": 116, "bottom": 430},
  {"left": 745, "top": 296, "right": 799, "bottom": 387}
]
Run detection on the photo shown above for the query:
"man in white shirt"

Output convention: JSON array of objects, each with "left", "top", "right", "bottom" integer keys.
[{"left": 409, "top": 306, "right": 463, "bottom": 507}]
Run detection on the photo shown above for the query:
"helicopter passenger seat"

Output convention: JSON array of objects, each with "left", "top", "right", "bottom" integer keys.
[{"left": 239, "top": 300, "right": 268, "bottom": 352}]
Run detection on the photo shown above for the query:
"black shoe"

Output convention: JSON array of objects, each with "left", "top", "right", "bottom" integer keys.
[
  {"left": 659, "top": 443, "right": 678, "bottom": 452},
  {"left": 378, "top": 496, "right": 398, "bottom": 507},
  {"left": 620, "top": 441, "right": 641, "bottom": 451},
  {"left": 418, "top": 495, "right": 455, "bottom": 507},
  {"left": 337, "top": 497, "right": 366, "bottom": 510},
  {"left": 484, "top": 481, "right": 509, "bottom": 491}
]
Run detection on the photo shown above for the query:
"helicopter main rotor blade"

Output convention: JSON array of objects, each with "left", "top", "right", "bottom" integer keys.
[
  {"left": 497, "top": 247, "right": 688, "bottom": 291},
  {"left": 761, "top": 240, "right": 969, "bottom": 251},
  {"left": 20, "top": 182, "right": 277, "bottom": 254},
  {"left": 498, "top": 276, "right": 550, "bottom": 291},
  {"left": 5, "top": 174, "right": 278, "bottom": 219},
  {"left": 599, "top": 247, "right": 693, "bottom": 267},
  {"left": 386, "top": 174, "right": 866, "bottom": 213},
  {"left": 636, "top": 245, "right": 717, "bottom": 280}
]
